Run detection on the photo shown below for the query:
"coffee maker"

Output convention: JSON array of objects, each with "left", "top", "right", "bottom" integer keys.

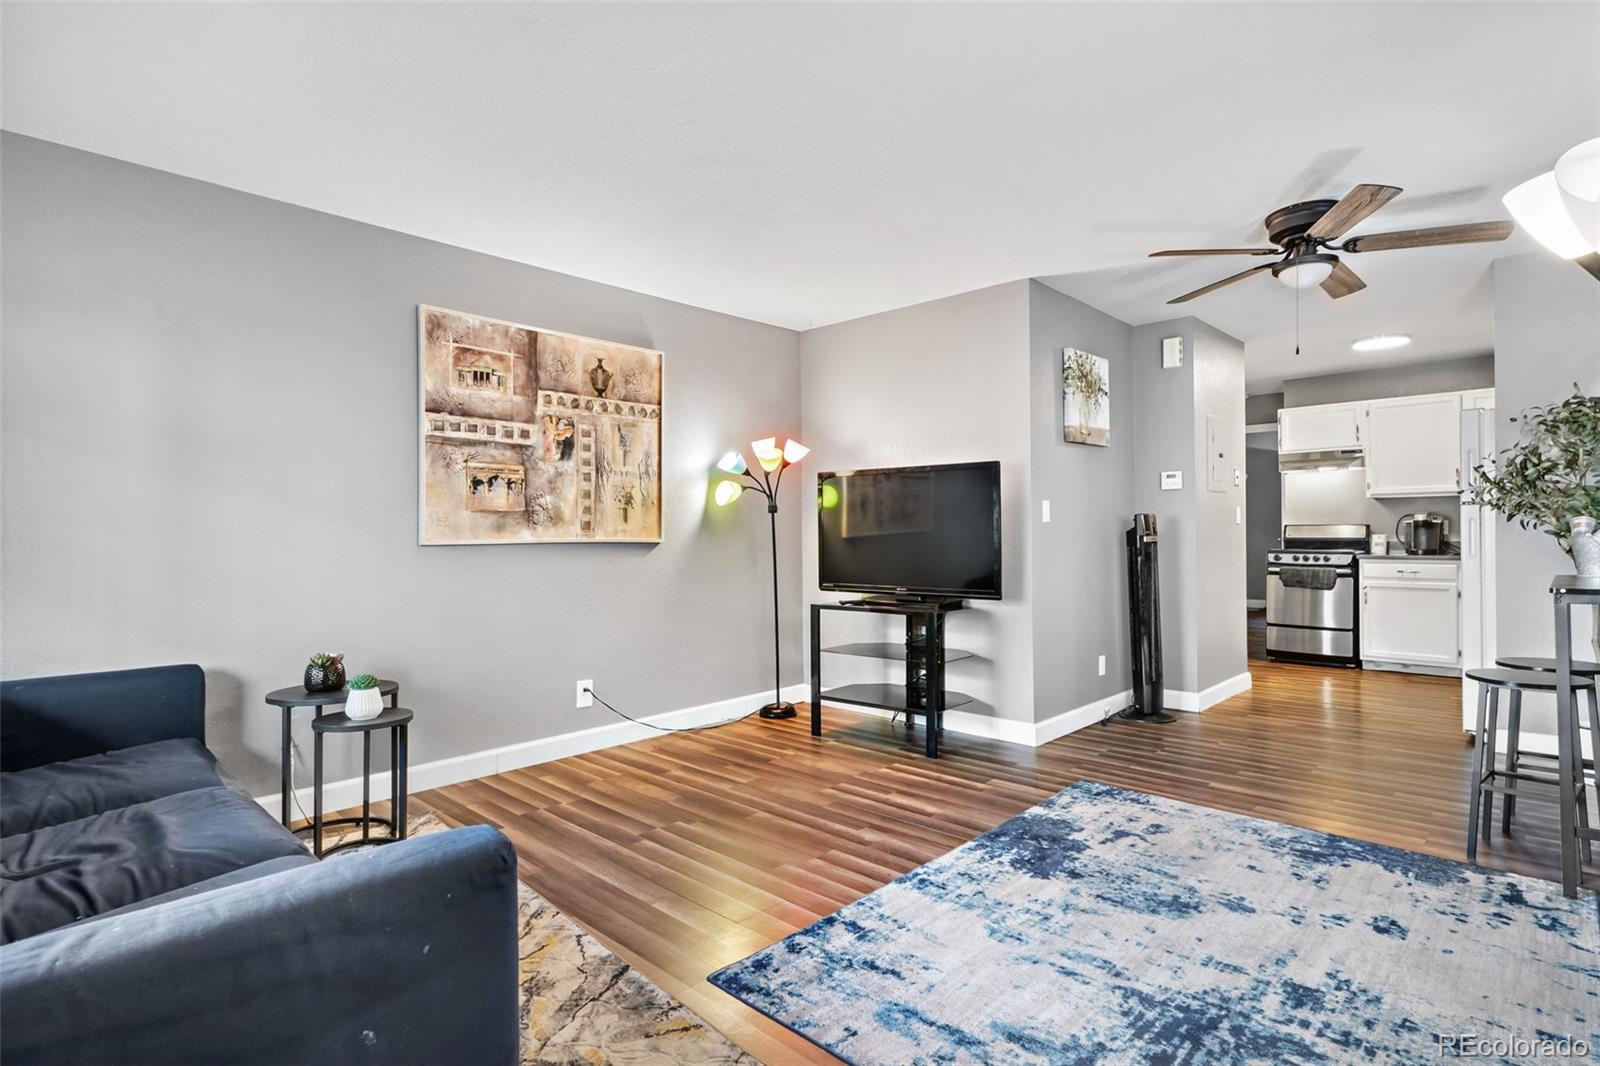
[{"left": 1395, "top": 512, "right": 1449, "bottom": 555}]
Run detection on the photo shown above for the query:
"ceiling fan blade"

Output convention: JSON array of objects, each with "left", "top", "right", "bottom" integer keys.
[
  {"left": 1167, "top": 263, "right": 1273, "bottom": 304},
  {"left": 1149, "top": 248, "right": 1279, "bottom": 257},
  {"left": 1306, "top": 184, "right": 1403, "bottom": 240},
  {"left": 1320, "top": 259, "right": 1366, "bottom": 299},
  {"left": 1343, "top": 221, "right": 1514, "bottom": 252}
]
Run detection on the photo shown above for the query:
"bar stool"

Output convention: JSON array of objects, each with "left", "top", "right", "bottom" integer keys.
[
  {"left": 1465, "top": 667, "right": 1596, "bottom": 863},
  {"left": 1494, "top": 656, "right": 1600, "bottom": 832}
]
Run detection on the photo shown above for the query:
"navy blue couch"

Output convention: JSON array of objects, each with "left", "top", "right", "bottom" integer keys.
[{"left": 0, "top": 665, "right": 520, "bottom": 1065}]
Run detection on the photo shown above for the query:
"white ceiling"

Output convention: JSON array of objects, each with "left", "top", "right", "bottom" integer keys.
[{"left": 4, "top": 3, "right": 1595, "bottom": 390}]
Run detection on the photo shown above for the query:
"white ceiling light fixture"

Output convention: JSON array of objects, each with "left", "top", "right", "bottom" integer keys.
[
  {"left": 1271, "top": 254, "right": 1337, "bottom": 289},
  {"left": 1351, "top": 334, "right": 1412, "bottom": 352},
  {"left": 1503, "top": 137, "right": 1600, "bottom": 260},
  {"left": 1553, "top": 137, "right": 1600, "bottom": 253}
]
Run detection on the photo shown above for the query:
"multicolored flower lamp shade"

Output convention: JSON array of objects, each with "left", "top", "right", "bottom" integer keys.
[{"left": 711, "top": 437, "right": 807, "bottom": 720}]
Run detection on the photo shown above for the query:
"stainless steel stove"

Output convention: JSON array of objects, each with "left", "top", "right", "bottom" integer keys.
[{"left": 1265, "top": 523, "right": 1370, "bottom": 666}]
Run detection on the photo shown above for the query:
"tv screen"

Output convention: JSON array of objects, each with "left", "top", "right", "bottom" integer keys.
[{"left": 816, "top": 461, "right": 1001, "bottom": 599}]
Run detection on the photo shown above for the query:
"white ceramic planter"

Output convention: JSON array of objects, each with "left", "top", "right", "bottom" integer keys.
[
  {"left": 1572, "top": 516, "right": 1600, "bottom": 577},
  {"left": 345, "top": 687, "right": 383, "bottom": 721}
]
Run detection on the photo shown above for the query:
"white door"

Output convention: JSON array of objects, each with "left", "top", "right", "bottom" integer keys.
[
  {"left": 1362, "top": 579, "right": 1461, "bottom": 666},
  {"left": 1279, "top": 403, "right": 1363, "bottom": 453},
  {"left": 1365, "top": 393, "right": 1463, "bottom": 497}
]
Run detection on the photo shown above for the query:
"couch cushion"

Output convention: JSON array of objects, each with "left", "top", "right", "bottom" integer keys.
[
  {"left": 0, "top": 738, "right": 224, "bottom": 837},
  {"left": 0, "top": 786, "right": 307, "bottom": 944}
]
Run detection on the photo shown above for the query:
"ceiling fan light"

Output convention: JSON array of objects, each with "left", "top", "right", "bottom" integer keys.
[
  {"left": 1351, "top": 334, "right": 1411, "bottom": 353},
  {"left": 1274, "top": 259, "right": 1335, "bottom": 289},
  {"left": 1553, "top": 138, "right": 1600, "bottom": 254},
  {"left": 1503, "top": 170, "right": 1591, "bottom": 259}
]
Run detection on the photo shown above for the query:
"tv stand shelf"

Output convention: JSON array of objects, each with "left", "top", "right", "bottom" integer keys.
[
  {"left": 809, "top": 598, "right": 968, "bottom": 758},
  {"left": 821, "top": 642, "right": 975, "bottom": 664},
  {"left": 819, "top": 683, "right": 975, "bottom": 713}
]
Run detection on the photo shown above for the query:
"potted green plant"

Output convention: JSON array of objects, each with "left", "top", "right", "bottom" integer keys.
[
  {"left": 344, "top": 674, "right": 383, "bottom": 721},
  {"left": 304, "top": 652, "right": 346, "bottom": 694},
  {"left": 1468, "top": 388, "right": 1600, "bottom": 652}
]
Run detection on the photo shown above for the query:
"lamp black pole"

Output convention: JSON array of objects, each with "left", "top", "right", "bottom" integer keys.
[{"left": 734, "top": 456, "right": 796, "bottom": 719}]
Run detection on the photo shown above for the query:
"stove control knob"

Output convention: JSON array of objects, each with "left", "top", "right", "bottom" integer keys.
[{"left": 1292, "top": 554, "right": 1302, "bottom": 562}]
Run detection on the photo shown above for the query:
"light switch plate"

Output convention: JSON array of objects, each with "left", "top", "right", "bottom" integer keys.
[
  {"left": 1161, "top": 470, "right": 1183, "bottom": 490},
  {"left": 1041, "top": 499, "right": 1051, "bottom": 523}
]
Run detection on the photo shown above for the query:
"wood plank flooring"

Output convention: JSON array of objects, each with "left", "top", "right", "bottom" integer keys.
[{"left": 366, "top": 657, "right": 1597, "bottom": 1063}]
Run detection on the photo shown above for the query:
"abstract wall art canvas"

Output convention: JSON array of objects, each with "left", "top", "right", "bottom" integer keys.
[
  {"left": 419, "top": 305, "right": 662, "bottom": 544},
  {"left": 1062, "top": 347, "right": 1110, "bottom": 446}
]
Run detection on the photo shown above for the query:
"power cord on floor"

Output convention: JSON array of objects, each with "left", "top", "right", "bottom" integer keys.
[
  {"left": 587, "top": 686, "right": 768, "bottom": 733},
  {"left": 286, "top": 736, "right": 314, "bottom": 829}
]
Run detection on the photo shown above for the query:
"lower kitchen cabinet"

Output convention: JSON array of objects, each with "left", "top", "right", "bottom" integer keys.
[{"left": 1360, "top": 560, "right": 1461, "bottom": 674}]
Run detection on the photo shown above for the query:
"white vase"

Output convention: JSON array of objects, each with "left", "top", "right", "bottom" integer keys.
[
  {"left": 1572, "top": 516, "right": 1600, "bottom": 577},
  {"left": 344, "top": 687, "right": 383, "bottom": 721}
]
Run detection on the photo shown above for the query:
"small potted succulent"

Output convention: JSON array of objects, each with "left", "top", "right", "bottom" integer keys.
[
  {"left": 304, "top": 652, "right": 346, "bottom": 694},
  {"left": 344, "top": 674, "right": 383, "bottom": 721}
]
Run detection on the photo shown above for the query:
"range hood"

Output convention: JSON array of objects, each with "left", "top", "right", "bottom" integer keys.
[{"left": 1279, "top": 447, "right": 1365, "bottom": 473}]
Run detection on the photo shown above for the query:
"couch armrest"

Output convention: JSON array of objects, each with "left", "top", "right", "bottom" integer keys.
[
  {"left": 0, "top": 664, "right": 205, "bottom": 771},
  {"left": 0, "top": 825, "right": 520, "bottom": 1066}
]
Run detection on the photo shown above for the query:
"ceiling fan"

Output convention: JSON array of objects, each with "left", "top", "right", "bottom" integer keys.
[{"left": 1150, "top": 184, "right": 1514, "bottom": 304}]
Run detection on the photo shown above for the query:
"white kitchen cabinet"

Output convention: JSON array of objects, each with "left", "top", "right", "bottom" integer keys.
[
  {"left": 1360, "top": 560, "right": 1460, "bottom": 674},
  {"left": 1278, "top": 402, "right": 1364, "bottom": 454},
  {"left": 1364, "top": 393, "right": 1463, "bottom": 497}
]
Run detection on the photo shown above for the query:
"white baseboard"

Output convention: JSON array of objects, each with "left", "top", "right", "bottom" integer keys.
[
  {"left": 1164, "top": 670, "right": 1253, "bottom": 713},
  {"left": 1246, "top": 599, "right": 1267, "bottom": 610},
  {"left": 819, "top": 700, "right": 1037, "bottom": 746},
  {"left": 255, "top": 682, "right": 811, "bottom": 817},
  {"left": 1034, "top": 689, "right": 1132, "bottom": 744}
]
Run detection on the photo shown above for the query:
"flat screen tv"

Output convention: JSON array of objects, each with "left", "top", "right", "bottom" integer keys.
[{"left": 816, "top": 461, "right": 1001, "bottom": 600}]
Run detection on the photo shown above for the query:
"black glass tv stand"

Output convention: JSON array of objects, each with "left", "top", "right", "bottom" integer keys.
[{"left": 809, "top": 598, "right": 971, "bottom": 758}]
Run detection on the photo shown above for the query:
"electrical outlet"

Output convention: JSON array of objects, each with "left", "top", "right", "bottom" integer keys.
[
  {"left": 575, "top": 680, "right": 593, "bottom": 709},
  {"left": 1097, "top": 654, "right": 1106, "bottom": 677}
]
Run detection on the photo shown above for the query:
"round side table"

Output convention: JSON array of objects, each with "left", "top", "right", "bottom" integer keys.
[
  {"left": 265, "top": 680, "right": 399, "bottom": 831},
  {"left": 311, "top": 706, "right": 413, "bottom": 857}
]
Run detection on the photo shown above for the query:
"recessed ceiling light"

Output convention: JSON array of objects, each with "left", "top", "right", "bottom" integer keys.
[{"left": 1351, "top": 334, "right": 1411, "bottom": 352}]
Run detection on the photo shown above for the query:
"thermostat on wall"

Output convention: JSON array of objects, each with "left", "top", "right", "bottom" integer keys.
[
  {"left": 1161, "top": 470, "right": 1183, "bottom": 490},
  {"left": 1161, "top": 336, "right": 1183, "bottom": 369}
]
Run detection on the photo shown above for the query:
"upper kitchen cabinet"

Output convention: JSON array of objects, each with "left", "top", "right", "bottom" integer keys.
[
  {"left": 1364, "top": 392, "right": 1464, "bottom": 497},
  {"left": 1278, "top": 401, "right": 1364, "bottom": 454}
]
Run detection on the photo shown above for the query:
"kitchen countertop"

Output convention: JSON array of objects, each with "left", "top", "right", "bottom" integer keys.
[{"left": 1357, "top": 553, "right": 1461, "bottom": 563}]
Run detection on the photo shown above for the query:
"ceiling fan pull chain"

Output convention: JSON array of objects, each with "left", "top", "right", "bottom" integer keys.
[{"left": 1295, "top": 280, "right": 1301, "bottom": 356}]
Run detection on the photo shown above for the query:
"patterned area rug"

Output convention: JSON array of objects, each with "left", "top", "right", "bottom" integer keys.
[
  {"left": 317, "top": 815, "right": 755, "bottom": 1065},
  {"left": 711, "top": 781, "right": 1600, "bottom": 1065}
]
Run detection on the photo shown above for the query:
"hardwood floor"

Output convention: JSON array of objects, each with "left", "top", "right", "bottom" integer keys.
[{"left": 380, "top": 658, "right": 1596, "bottom": 1063}]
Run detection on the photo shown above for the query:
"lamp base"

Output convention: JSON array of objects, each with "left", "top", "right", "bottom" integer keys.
[{"left": 759, "top": 702, "right": 797, "bottom": 720}]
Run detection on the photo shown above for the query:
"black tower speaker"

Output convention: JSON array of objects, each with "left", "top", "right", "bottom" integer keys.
[{"left": 1120, "top": 513, "right": 1175, "bottom": 724}]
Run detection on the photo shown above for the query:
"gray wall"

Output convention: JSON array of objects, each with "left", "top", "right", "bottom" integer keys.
[
  {"left": 1245, "top": 391, "right": 1283, "bottom": 426},
  {"left": 1, "top": 134, "right": 804, "bottom": 795},
  {"left": 1491, "top": 253, "right": 1600, "bottom": 739},
  {"left": 1027, "top": 282, "right": 1135, "bottom": 721},
  {"left": 1281, "top": 354, "right": 1494, "bottom": 408},
  {"left": 1245, "top": 439, "right": 1281, "bottom": 601},
  {"left": 798, "top": 282, "right": 1035, "bottom": 724}
]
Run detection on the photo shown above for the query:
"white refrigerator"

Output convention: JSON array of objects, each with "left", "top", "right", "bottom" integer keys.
[{"left": 1459, "top": 399, "right": 1497, "bottom": 733}]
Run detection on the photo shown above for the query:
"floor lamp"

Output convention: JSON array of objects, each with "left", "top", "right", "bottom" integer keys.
[{"left": 713, "top": 437, "right": 808, "bottom": 719}]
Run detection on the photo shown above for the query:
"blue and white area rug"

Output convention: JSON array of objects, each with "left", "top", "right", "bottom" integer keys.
[{"left": 710, "top": 782, "right": 1599, "bottom": 1064}]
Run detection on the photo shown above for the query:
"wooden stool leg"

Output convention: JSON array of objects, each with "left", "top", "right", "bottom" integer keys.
[
  {"left": 1467, "top": 683, "right": 1488, "bottom": 861},
  {"left": 1481, "top": 687, "right": 1500, "bottom": 845},
  {"left": 1502, "top": 690, "right": 1522, "bottom": 833}
]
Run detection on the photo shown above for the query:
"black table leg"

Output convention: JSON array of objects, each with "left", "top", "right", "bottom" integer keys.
[
  {"left": 279, "top": 707, "right": 292, "bottom": 828},
  {"left": 393, "top": 723, "right": 406, "bottom": 838},
  {"left": 313, "top": 729, "right": 324, "bottom": 857},
  {"left": 362, "top": 732, "right": 372, "bottom": 842},
  {"left": 1555, "top": 594, "right": 1580, "bottom": 896},
  {"left": 926, "top": 608, "right": 940, "bottom": 759},
  {"left": 1503, "top": 689, "right": 1522, "bottom": 833},
  {"left": 391, "top": 725, "right": 400, "bottom": 839}
]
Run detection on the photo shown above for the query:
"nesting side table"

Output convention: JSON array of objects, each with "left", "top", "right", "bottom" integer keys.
[
  {"left": 264, "top": 680, "right": 399, "bottom": 831},
  {"left": 311, "top": 706, "right": 412, "bottom": 857}
]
